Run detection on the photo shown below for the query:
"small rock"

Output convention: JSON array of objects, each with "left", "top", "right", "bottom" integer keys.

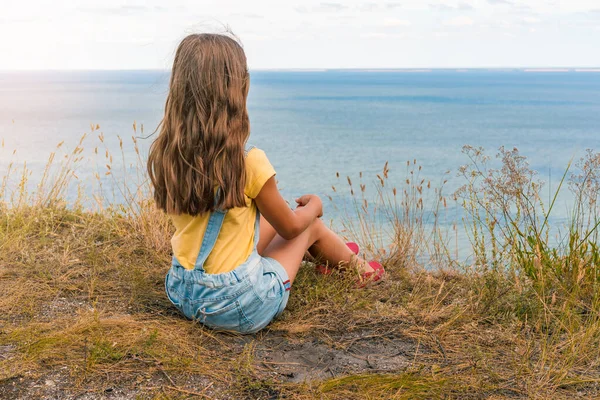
[{"left": 45, "top": 380, "right": 55, "bottom": 387}]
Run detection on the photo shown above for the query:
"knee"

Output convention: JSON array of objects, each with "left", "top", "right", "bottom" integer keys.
[
  {"left": 308, "top": 218, "right": 326, "bottom": 237},
  {"left": 310, "top": 217, "right": 324, "bottom": 228}
]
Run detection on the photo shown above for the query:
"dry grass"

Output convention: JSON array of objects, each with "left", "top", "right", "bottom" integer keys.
[{"left": 1, "top": 133, "right": 600, "bottom": 399}]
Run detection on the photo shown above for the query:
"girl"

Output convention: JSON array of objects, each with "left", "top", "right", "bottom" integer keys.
[{"left": 148, "top": 33, "right": 384, "bottom": 334}]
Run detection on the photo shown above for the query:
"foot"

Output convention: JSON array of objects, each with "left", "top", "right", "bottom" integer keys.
[
  {"left": 357, "top": 260, "right": 376, "bottom": 275},
  {"left": 355, "top": 261, "right": 384, "bottom": 288},
  {"left": 315, "top": 242, "right": 359, "bottom": 275}
]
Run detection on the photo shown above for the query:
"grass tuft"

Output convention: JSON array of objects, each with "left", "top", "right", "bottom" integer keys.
[{"left": 1, "top": 134, "right": 600, "bottom": 398}]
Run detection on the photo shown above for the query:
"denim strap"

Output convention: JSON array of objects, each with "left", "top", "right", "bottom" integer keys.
[
  {"left": 192, "top": 143, "right": 257, "bottom": 272},
  {"left": 251, "top": 209, "right": 260, "bottom": 248},
  {"left": 245, "top": 144, "right": 259, "bottom": 250}
]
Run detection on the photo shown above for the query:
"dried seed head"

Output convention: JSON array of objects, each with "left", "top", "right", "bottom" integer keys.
[
  {"left": 347, "top": 176, "right": 352, "bottom": 186},
  {"left": 393, "top": 187, "right": 397, "bottom": 196}
]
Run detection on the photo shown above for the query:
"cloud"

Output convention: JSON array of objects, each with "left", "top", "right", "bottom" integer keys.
[
  {"left": 0, "top": 15, "right": 47, "bottom": 23},
  {"left": 360, "top": 32, "right": 408, "bottom": 39},
  {"left": 521, "top": 16, "right": 541, "bottom": 24},
  {"left": 383, "top": 2, "right": 404, "bottom": 9},
  {"left": 242, "top": 33, "right": 270, "bottom": 41},
  {"left": 443, "top": 16, "right": 474, "bottom": 26},
  {"left": 484, "top": 19, "right": 512, "bottom": 29},
  {"left": 487, "top": 0, "right": 512, "bottom": 4},
  {"left": 383, "top": 18, "right": 412, "bottom": 27},
  {"left": 430, "top": 3, "right": 475, "bottom": 11},
  {"left": 296, "top": 2, "right": 348, "bottom": 13},
  {"left": 229, "top": 13, "right": 264, "bottom": 19},
  {"left": 77, "top": 5, "right": 170, "bottom": 16},
  {"left": 361, "top": 32, "right": 389, "bottom": 39},
  {"left": 359, "top": 2, "right": 403, "bottom": 11},
  {"left": 320, "top": 2, "right": 347, "bottom": 11}
]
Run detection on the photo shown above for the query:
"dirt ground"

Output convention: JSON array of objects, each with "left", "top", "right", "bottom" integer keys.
[{"left": 0, "top": 321, "right": 425, "bottom": 399}]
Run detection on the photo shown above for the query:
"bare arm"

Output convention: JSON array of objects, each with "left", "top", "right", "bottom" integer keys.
[{"left": 254, "top": 176, "right": 322, "bottom": 240}]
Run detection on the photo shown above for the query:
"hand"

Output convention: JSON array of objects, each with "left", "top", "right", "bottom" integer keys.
[
  {"left": 294, "top": 194, "right": 311, "bottom": 208},
  {"left": 295, "top": 194, "right": 323, "bottom": 218}
]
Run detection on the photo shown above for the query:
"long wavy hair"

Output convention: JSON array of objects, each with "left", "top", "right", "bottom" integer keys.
[{"left": 148, "top": 33, "right": 250, "bottom": 216}]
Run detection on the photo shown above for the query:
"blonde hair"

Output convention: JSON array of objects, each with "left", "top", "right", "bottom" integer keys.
[{"left": 148, "top": 33, "right": 250, "bottom": 215}]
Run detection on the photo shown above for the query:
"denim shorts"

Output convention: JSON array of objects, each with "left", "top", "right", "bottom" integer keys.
[{"left": 164, "top": 250, "right": 290, "bottom": 334}]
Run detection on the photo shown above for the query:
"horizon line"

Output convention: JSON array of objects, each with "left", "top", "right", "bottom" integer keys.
[{"left": 1, "top": 67, "right": 600, "bottom": 73}]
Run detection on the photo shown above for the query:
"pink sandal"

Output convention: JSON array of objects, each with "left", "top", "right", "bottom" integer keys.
[
  {"left": 346, "top": 242, "right": 359, "bottom": 255},
  {"left": 315, "top": 242, "right": 359, "bottom": 275},
  {"left": 355, "top": 261, "right": 385, "bottom": 288}
]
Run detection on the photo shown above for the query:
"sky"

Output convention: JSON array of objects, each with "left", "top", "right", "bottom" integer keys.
[{"left": 1, "top": 0, "right": 599, "bottom": 70}]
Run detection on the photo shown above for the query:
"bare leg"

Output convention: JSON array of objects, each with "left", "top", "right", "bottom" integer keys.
[
  {"left": 262, "top": 218, "right": 373, "bottom": 284},
  {"left": 259, "top": 215, "right": 314, "bottom": 261}
]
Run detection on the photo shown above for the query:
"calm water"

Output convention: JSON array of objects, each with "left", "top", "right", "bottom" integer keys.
[{"left": 1, "top": 70, "right": 599, "bottom": 258}]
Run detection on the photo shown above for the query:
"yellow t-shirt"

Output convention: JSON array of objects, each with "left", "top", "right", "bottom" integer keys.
[{"left": 170, "top": 148, "right": 276, "bottom": 273}]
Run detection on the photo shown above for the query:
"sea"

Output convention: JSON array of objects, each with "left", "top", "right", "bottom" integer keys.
[{"left": 1, "top": 70, "right": 599, "bottom": 261}]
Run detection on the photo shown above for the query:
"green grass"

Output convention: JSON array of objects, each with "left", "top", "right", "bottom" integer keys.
[{"left": 1, "top": 133, "right": 600, "bottom": 398}]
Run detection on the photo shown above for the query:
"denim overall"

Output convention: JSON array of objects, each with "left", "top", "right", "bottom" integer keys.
[{"left": 164, "top": 146, "right": 291, "bottom": 334}]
